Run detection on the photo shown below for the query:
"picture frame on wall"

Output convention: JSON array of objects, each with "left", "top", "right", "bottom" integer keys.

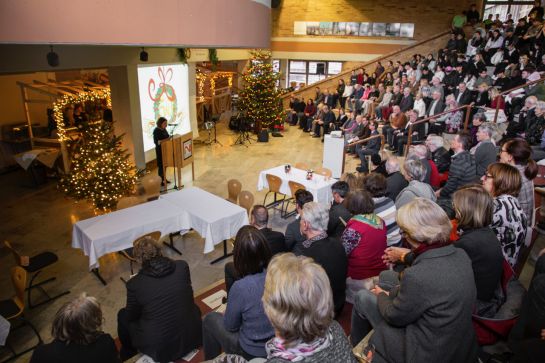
[
  {"left": 306, "top": 22, "right": 320, "bottom": 35},
  {"left": 400, "top": 23, "right": 415, "bottom": 37},
  {"left": 385, "top": 23, "right": 401, "bottom": 37},
  {"left": 358, "top": 22, "right": 372, "bottom": 36},
  {"left": 333, "top": 22, "right": 347, "bottom": 35},
  {"left": 345, "top": 22, "right": 360, "bottom": 36},
  {"left": 372, "top": 23, "right": 386, "bottom": 36},
  {"left": 319, "top": 22, "right": 334, "bottom": 35}
]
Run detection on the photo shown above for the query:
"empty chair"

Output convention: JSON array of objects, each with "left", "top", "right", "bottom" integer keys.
[
  {"left": 4, "top": 241, "right": 70, "bottom": 309},
  {"left": 0, "top": 266, "right": 43, "bottom": 360},
  {"left": 227, "top": 179, "right": 242, "bottom": 204},
  {"left": 238, "top": 190, "right": 255, "bottom": 216},
  {"left": 283, "top": 181, "right": 307, "bottom": 218},
  {"left": 315, "top": 167, "right": 332, "bottom": 178},
  {"left": 295, "top": 162, "right": 310, "bottom": 170},
  {"left": 141, "top": 174, "right": 162, "bottom": 201},
  {"left": 263, "top": 174, "right": 286, "bottom": 209},
  {"left": 119, "top": 231, "right": 162, "bottom": 283},
  {"left": 117, "top": 196, "right": 145, "bottom": 210}
]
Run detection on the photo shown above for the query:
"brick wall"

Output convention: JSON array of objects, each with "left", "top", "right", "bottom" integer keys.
[{"left": 272, "top": 0, "right": 473, "bottom": 41}]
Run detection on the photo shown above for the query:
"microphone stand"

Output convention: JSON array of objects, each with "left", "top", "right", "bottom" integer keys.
[{"left": 165, "top": 124, "right": 180, "bottom": 192}]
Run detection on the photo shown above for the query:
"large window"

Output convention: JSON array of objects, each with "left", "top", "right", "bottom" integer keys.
[
  {"left": 482, "top": 1, "right": 534, "bottom": 21},
  {"left": 287, "top": 60, "right": 343, "bottom": 87}
]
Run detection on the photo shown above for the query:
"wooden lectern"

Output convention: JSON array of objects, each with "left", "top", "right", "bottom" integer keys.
[{"left": 161, "top": 132, "right": 195, "bottom": 189}]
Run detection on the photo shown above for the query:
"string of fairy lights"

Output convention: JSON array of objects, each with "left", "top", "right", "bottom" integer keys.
[{"left": 196, "top": 71, "right": 234, "bottom": 102}]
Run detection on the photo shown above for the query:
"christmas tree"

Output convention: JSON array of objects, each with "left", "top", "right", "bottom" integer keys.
[
  {"left": 59, "top": 117, "right": 137, "bottom": 212},
  {"left": 238, "top": 49, "right": 283, "bottom": 131}
]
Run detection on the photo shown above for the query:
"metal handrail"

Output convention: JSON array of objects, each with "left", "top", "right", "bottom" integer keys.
[
  {"left": 280, "top": 30, "right": 452, "bottom": 101},
  {"left": 492, "top": 76, "right": 545, "bottom": 122},
  {"left": 346, "top": 133, "right": 384, "bottom": 147}
]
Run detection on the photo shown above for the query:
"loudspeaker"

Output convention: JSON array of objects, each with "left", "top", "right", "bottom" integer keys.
[
  {"left": 316, "top": 63, "right": 325, "bottom": 75},
  {"left": 258, "top": 130, "right": 269, "bottom": 142},
  {"left": 47, "top": 47, "right": 59, "bottom": 67}
]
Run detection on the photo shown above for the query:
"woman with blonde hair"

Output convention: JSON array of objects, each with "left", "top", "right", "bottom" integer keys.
[
  {"left": 353, "top": 198, "right": 478, "bottom": 362},
  {"left": 482, "top": 163, "right": 528, "bottom": 267},
  {"left": 262, "top": 254, "right": 357, "bottom": 362},
  {"left": 31, "top": 294, "right": 120, "bottom": 363}
]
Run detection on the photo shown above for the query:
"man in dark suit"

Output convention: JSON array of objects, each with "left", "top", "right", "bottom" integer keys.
[
  {"left": 285, "top": 189, "right": 314, "bottom": 251},
  {"left": 426, "top": 90, "right": 446, "bottom": 135},
  {"left": 327, "top": 181, "right": 352, "bottom": 238},
  {"left": 398, "top": 87, "right": 414, "bottom": 112},
  {"left": 453, "top": 82, "right": 474, "bottom": 106},
  {"left": 312, "top": 105, "right": 336, "bottom": 139},
  {"left": 323, "top": 89, "right": 334, "bottom": 108},
  {"left": 356, "top": 121, "right": 381, "bottom": 173},
  {"left": 250, "top": 205, "right": 286, "bottom": 255},
  {"left": 391, "top": 109, "right": 426, "bottom": 155}
]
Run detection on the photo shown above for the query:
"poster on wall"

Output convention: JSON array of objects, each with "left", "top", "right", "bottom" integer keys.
[
  {"left": 306, "top": 22, "right": 320, "bottom": 35},
  {"left": 294, "top": 21, "right": 307, "bottom": 35},
  {"left": 372, "top": 23, "right": 387, "bottom": 36},
  {"left": 137, "top": 64, "right": 192, "bottom": 162},
  {"left": 385, "top": 23, "right": 401, "bottom": 37},
  {"left": 333, "top": 22, "right": 347, "bottom": 35},
  {"left": 400, "top": 23, "right": 415, "bottom": 37},
  {"left": 358, "top": 22, "right": 372, "bottom": 36},
  {"left": 345, "top": 22, "right": 361, "bottom": 36},
  {"left": 319, "top": 22, "right": 334, "bottom": 35}
]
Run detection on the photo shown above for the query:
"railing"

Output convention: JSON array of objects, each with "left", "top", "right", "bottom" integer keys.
[
  {"left": 280, "top": 30, "right": 452, "bottom": 104},
  {"left": 492, "top": 76, "right": 545, "bottom": 122}
]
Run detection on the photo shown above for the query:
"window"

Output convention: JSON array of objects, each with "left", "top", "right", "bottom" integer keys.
[
  {"left": 287, "top": 60, "right": 344, "bottom": 87},
  {"left": 482, "top": 1, "right": 535, "bottom": 22}
]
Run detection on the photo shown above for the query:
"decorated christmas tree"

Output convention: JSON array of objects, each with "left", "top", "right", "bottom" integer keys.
[
  {"left": 58, "top": 116, "right": 137, "bottom": 212},
  {"left": 238, "top": 49, "right": 284, "bottom": 131}
]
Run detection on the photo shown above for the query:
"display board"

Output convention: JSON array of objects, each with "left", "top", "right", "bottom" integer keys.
[
  {"left": 137, "top": 64, "right": 191, "bottom": 162},
  {"left": 294, "top": 21, "right": 414, "bottom": 38}
]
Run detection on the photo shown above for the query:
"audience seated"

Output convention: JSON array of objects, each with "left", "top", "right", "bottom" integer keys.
[
  {"left": 499, "top": 138, "right": 538, "bottom": 223},
  {"left": 362, "top": 173, "right": 401, "bottom": 247},
  {"left": 482, "top": 163, "right": 528, "bottom": 267},
  {"left": 425, "top": 134, "right": 451, "bottom": 174},
  {"left": 294, "top": 202, "right": 348, "bottom": 315},
  {"left": 385, "top": 157, "right": 408, "bottom": 200},
  {"left": 396, "top": 159, "right": 437, "bottom": 208},
  {"left": 204, "top": 226, "right": 274, "bottom": 360},
  {"left": 356, "top": 121, "right": 381, "bottom": 173},
  {"left": 31, "top": 294, "right": 120, "bottom": 363},
  {"left": 249, "top": 205, "right": 287, "bottom": 256},
  {"left": 452, "top": 185, "right": 504, "bottom": 317},
  {"left": 352, "top": 198, "right": 478, "bottom": 362},
  {"left": 117, "top": 237, "right": 202, "bottom": 362},
  {"left": 341, "top": 190, "right": 387, "bottom": 303},
  {"left": 327, "top": 181, "right": 352, "bottom": 237},
  {"left": 284, "top": 189, "right": 314, "bottom": 251}
]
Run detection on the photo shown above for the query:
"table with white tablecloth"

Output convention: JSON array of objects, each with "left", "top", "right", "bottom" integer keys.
[
  {"left": 257, "top": 165, "right": 336, "bottom": 204},
  {"left": 72, "top": 187, "right": 248, "bottom": 284},
  {"left": 159, "top": 187, "right": 249, "bottom": 254},
  {"left": 72, "top": 199, "right": 187, "bottom": 272},
  {"left": 13, "top": 148, "right": 60, "bottom": 170}
]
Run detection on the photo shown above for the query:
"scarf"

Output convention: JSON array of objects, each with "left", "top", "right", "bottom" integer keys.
[
  {"left": 412, "top": 241, "right": 451, "bottom": 257},
  {"left": 302, "top": 231, "right": 327, "bottom": 249},
  {"left": 265, "top": 330, "right": 332, "bottom": 362}
]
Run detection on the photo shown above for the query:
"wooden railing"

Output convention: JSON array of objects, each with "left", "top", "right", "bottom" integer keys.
[
  {"left": 492, "top": 76, "right": 545, "bottom": 122},
  {"left": 280, "top": 30, "right": 452, "bottom": 105}
]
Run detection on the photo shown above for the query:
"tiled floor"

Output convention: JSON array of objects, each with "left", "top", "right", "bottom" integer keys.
[{"left": 0, "top": 117, "right": 542, "bottom": 362}]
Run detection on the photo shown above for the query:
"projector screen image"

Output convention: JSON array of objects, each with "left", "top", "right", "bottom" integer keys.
[{"left": 137, "top": 64, "right": 191, "bottom": 160}]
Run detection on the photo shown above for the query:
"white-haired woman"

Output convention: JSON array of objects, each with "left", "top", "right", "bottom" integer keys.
[
  {"left": 352, "top": 198, "right": 478, "bottom": 362},
  {"left": 472, "top": 122, "right": 499, "bottom": 178},
  {"left": 395, "top": 159, "right": 436, "bottom": 209},
  {"left": 435, "top": 94, "right": 463, "bottom": 133}
]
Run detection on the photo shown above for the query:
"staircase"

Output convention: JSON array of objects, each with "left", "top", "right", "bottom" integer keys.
[{"left": 280, "top": 29, "right": 453, "bottom": 107}]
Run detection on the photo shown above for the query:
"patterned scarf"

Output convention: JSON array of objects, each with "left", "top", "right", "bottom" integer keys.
[
  {"left": 302, "top": 231, "right": 328, "bottom": 248},
  {"left": 265, "top": 330, "right": 332, "bottom": 362}
]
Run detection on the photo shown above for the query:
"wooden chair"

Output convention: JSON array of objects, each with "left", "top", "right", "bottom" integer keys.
[
  {"left": 141, "top": 174, "right": 162, "bottom": 201},
  {"left": 119, "top": 231, "right": 162, "bottom": 283},
  {"left": 227, "top": 179, "right": 242, "bottom": 204},
  {"left": 0, "top": 266, "right": 43, "bottom": 360},
  {"left": 283, "top": 181, "right": 307, "bottom": 218},
  {"left": 315, "top": 167, "right": 332, "bottom": 178},
  {"left": 238, "top": 190, "right": 255, "bottom": 216},
  {"left": 263, "top": 174, "right": 286, "bottom": 210},
  {"left": 117, "top": 196, "right": 145, "bottom": 210},
  {"left": 294, "top": 162, "right": 310, "bottom": 170},
  {"left": 4, "top": 241, "right": 70, "bottom": 309}
]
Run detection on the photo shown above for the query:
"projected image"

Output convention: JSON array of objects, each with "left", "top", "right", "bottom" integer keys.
[{"left": 137, "top": 64, "right": 191, "bottom": 157}]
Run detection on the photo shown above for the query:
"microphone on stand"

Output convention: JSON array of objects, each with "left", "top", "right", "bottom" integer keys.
[{"left": 168, "top": 123, "right": 179, "bottom": 126}]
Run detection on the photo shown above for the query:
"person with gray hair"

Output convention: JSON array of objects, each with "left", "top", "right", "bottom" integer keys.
[
  {"left": 426, "top": 135, "right": 451, "bottom": 173},
  {"left": 385, "top": 156, "right": 408, "bottom": 200},
  {"left": 295, "top": 202, "right": 348, "bottom": 315},
  {"left": 529, "top": 100, "right": 545, "bottom": 161},
  {"left": 395, "top": 159, "right": 437, "bottom": 208},
  {"left": 407, "top": 144, "right": 432, "bottom": 185},
  {"left": 473, "top": 122, "right": 499, "bottom": 177}
]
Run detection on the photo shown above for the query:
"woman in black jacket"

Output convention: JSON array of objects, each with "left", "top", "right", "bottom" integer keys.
[
  {"left": 31, "top": 294, "right": 120, "bottom": 363},
  {"left": 117, "top": 237, "right": 202, "bottom": 362},
  {"left": 452, "top": 185, "right": 504, "bottom": 317}
]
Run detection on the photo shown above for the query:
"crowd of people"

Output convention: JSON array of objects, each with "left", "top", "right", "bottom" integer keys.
[{"left": 22, "top": 5, "right": 545, "bottom": 363}]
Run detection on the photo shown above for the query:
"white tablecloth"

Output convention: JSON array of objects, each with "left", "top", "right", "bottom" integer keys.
[
  {"left": 72, "top": 199, "right": 187, "bottom": 270},
  {"left": 13, "top": 148, "right": 60, "bottom": 170},
  {"left": 160, "top": 187, "right": 249, "bottom": 254},
  {"left": 257, "top": 165, "right": 336, "bottom": 204}
]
